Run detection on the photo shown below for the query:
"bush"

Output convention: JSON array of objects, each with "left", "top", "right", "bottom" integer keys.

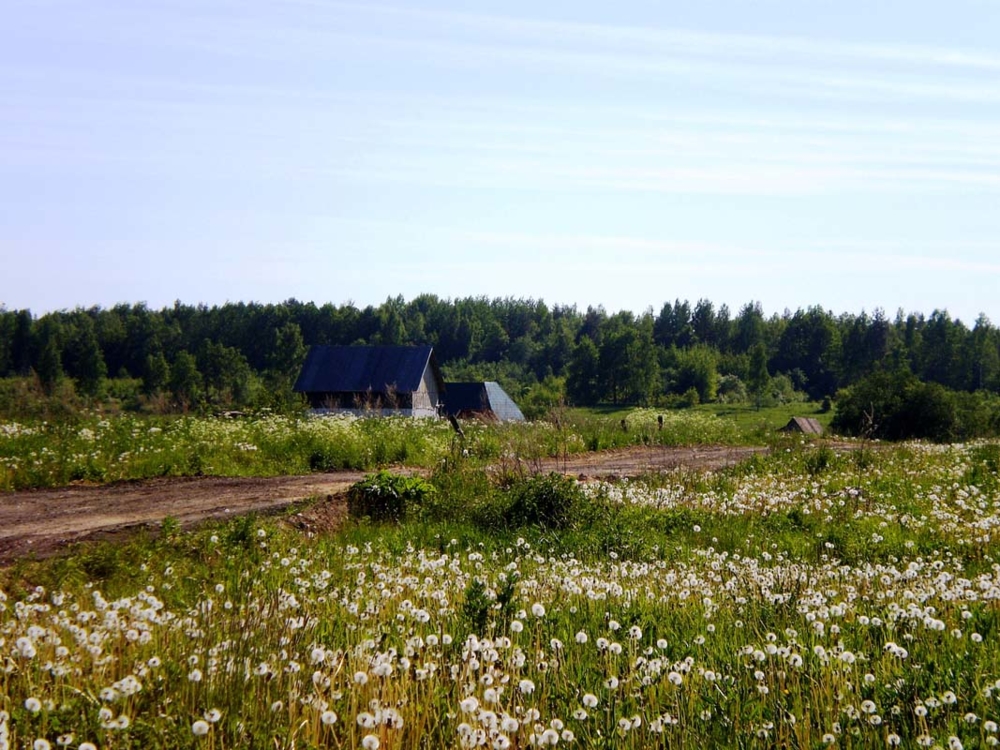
[
  {"left": 832, "top": 370, "right": 1000, "bottom": 442},
  {"left": 503, "top": 472, "right": 586, "bottom": 530},
  {"left": 347, "top": 471, "right": 436, "bottom": 523}
]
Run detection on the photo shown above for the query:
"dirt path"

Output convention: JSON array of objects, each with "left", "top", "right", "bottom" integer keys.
[{"left": 0, "top": 445, "right": 767, "bottom": 562}]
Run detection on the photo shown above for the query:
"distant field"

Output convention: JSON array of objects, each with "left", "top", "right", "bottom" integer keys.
[{"left": 570, "top": 401, "right": 835, "bottom": 437}]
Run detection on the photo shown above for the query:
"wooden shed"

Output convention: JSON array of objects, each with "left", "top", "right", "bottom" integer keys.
[
  {"left": 779, "top": 416, "right": 824, "bottom": 435},
  {"left": 443, "top": 381, "right": 525, "bottom": 422},
  {"left": 293, "top": 345, "right": 444, "bottom": 417}
]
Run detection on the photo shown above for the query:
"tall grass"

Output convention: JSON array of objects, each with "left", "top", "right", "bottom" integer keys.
[
  {"left": 0, "top": 409, "right": 760, "bottom": 492},
  {"left": 4, "top": 440, "right": 1000, "bottom": 748}
]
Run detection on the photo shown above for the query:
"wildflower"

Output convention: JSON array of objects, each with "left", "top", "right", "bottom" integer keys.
[
  {"left": 354, "top": 671, "right": 369, "bottom": 685},
  {"left": 822, "top": 734, "right": 836, "bottom": 745},
  {"left": 24, "top": 698, "right": 42, "bottom": 713},
  {"left": 888, "top": 735, "right": 901, "bottom": 746},
  {"left": 192, "top": 720, "right": 210, "bottom": 736},
  {"left": 519, "top": 679, "right": 536, "bottom": 694},
  {"left": 361, "top": 735, "right": 380, "bottom": 750},
  {"left": 204, "top": 709, "right": 222, "bottom": 723},
  {"left": 531, "top": 603, "right": 546, "bottom": 617},
  {"left": 576, "top": 631, "right": 588, "bottom": 644},
  {"left": 34, "top": 741, "right": 51, "bottom": 750},
  {"left": 460, "top": 697, "right": 479, "bottom": 714},
  {"left": 583, "top": 693, "right": 599, "bottom": 708},
  {"left": 668, "top": 671, "right": 683, "bottom": 686},
  {"left": 539, "top": 728, "right": 559, "bottom": 745},
  {"left": 321, "top": 710, "right": 338, "bottom": 726},
  {"left": 188, "top": 669, "right": 203, "bottom": 682}
]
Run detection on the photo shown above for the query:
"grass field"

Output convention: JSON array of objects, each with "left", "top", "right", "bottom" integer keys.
[
  {"left": 0, "top": 406, "right": 809, "bottom": 493},
  {"left": 3, "top": 433, "right": 1000, "bottom": 749}
]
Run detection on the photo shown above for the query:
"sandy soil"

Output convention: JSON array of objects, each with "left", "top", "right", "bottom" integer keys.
[{"left": 0, "top": 445, "right": 767, "bottom": 562}]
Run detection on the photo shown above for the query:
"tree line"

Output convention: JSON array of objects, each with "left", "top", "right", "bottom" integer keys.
[{"left": 1, "top": 296, "right": 998, "bottom": 422}]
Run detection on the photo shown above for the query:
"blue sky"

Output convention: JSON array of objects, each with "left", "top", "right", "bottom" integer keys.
[{"left": 3, "top": 0, "right": 999, "bottom": 323}]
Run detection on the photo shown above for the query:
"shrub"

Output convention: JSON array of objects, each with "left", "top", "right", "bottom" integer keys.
[
  {"left": 503, "top": 472, "right": 586, "bottom": 530},
  {"left": 347, "top": 471, "right": 436, "bottom": 523}
]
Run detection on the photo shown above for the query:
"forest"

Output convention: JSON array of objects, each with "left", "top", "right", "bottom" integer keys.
[{"left": 1, "top": 295, "right": 999, "bottom": 437}]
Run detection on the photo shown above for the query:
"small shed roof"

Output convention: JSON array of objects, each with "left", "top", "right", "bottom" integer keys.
[
  {"left": 444, "top": 381, "right": 525, "bottom": 422},
  {"left": 780, "top": 416, "right": 824, "bottom": 435},
  {"left": 294, "top": 345, "right": 442, "bottom": 394}
]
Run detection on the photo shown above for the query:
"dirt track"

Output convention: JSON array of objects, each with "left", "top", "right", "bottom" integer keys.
[{"left": 0, "top": 445, "right": 767, "bottom": 562}]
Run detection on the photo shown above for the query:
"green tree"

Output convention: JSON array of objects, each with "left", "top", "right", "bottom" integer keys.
[
  {"left": 674, "top": 345, "right": 719, "bottom": 403},
  {"left": 268, "top": 322, "right": 307, "bottom": 381},
  {"left": 520, "top": 375, "right": 565, "bottom": 420},
  {"left": 35, "top": 318, "right": 64, "bottom": 395},
  {"left": 10, "top": 309, "right": 33, "bottom": 376},
  {"left": 169, "top": 350, "right": 203, "bottom": 409},
  {"left": 748, "top": 343, "right": 770, "bottom": 409},
  {"left": 198, "top": 340, "right": 253, "bottom": 406},
  {"left": 69, "top": 315, "right": 108, "bottom": 398},
  {"left": 566, "top": 338, "right": 601, "bottom": 405},
  {"left": 142, "top": 351, "right": 171, "bottom": 396}
]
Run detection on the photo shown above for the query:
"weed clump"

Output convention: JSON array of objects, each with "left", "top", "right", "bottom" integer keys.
[
  {"left": 347, "top": 470, "right": 436, "bottom": 523},
  {"left": 503, "top": 472, "right": 587, "bottom": 530}
]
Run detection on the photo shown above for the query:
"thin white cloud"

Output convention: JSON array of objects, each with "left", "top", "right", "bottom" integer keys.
[{"left": 318, "top": 1, "right": 1000, "bottom": 73}]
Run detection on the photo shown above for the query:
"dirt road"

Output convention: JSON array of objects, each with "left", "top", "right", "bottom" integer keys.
[{"left": 0, "top": 445, "right": 766, "bottom": 562}]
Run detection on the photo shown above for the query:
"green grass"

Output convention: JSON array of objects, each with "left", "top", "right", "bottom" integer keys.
[
  {"left": 1, "top": 407, "right": 775, "bottom": 492},
  {"left": 5, "top": 439, "right": 1000, "bottom": 748},
  {"left": 694, "top": 400, "right": 835, "bottom": 433}
]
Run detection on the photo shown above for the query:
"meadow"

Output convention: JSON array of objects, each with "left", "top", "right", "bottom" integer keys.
[
  {"left": 0, "top": 410, "right": 745, "bottom": 493},
  {"left": 2, "top": 411, "right": 1000, "bottom": 749}
]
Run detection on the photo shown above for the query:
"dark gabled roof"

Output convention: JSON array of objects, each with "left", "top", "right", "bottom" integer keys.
[
  {"left": 444, "top": 381, "right": 525, "bottom": 422},
  {"left": 294, "top": 345, "right": 441, "bottom": 394},
  {"left": 780, "top": 417, "right": 824, "bottom": 435}
]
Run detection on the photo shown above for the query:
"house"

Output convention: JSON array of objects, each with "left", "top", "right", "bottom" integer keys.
[
  {"left": 779, "top": 416, "right": 824, "bottom": 435},
  {"left": 443, "top": 381, "right": 525, "bottom": 422},
  {"left": 293, "top": 345, "right": 445, "bottom": 417}
]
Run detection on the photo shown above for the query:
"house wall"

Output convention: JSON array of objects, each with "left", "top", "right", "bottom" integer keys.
[{"left": 411, "top": 366, "right": 441, "bottom": 417}]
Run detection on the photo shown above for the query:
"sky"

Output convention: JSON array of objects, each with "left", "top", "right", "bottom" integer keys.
[{"left": 2, "top": 0, "right": 1000, "bottom": 324}]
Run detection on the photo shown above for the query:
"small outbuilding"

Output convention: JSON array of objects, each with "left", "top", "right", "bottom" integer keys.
[
  {"left": 294, "top": 345, "right": 445, "bottom": 417},
  {"left": 779, "top": 416, "right": 824, "bottom": 436},
  {"left": 443, "top": 381, "right": 525, "bottom": 422}
]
